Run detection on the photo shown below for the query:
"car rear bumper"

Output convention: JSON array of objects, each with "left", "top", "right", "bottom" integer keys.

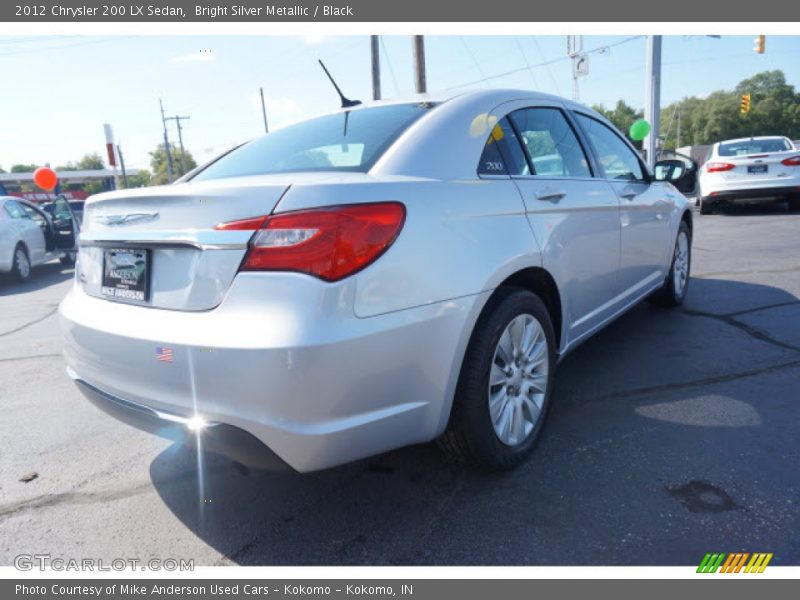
[
  {"left": 702, "top": 184, "right": 800, "bottom": 204},
  {"left": 59, "top": 273, "right": 486, "bottom": 472}
]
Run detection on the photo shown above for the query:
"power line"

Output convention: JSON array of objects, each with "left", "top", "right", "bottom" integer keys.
[
  {"left": 459, "top": 37, "right": 490, "bottom": 88},
  {"left": 514, "top": 36, "right": 539, "bottom": 90},
  {"left": 446, "top": 36, "right": 645, "bottom": 92},
  {"left": 380, "top": 36, "right": 401, "bottom": 97}
]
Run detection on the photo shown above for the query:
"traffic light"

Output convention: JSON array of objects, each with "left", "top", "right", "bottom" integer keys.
[
  {"left": 740, "top": 93, "right": 751, "bottom": 114},
  {"left": 754, "top": 35, "right": 766, "bottom": 54}
]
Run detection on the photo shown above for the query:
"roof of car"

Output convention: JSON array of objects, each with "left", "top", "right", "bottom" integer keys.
[{"left": 716, "top": 135, "right": 791, "bottom": 145}]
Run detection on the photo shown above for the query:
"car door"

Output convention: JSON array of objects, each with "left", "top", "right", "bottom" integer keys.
[
  {"left": 573, "top": 112, "right": 673, "bottom": 302},
  {"left": 18, "top": 200, "right": 53, "bottom": 263},
  {"left": 50, "top": 196, "right": 79, "bottom": 251},
  {"left": 495, "top": 104, "right": 622, "bottom": 348},
  {"left": 7, "top": 199, "right": 46, "bottom": 264}
]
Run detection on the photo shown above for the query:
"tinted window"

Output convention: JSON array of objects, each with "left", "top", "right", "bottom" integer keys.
[
  {"left": 21, "top": 203, "right": 47, "bottom": 226},
  {"left": 575, "top": 113, "right": 645, "bottom": 181},
  {"left": 4, "top": 200, "right": 26, "bottom": 219},
  {"left": 718, "top": 138, "right": 791, "bottom": 156},
  {"left": 509, "top": 108, "right": 592, "bottom": 178},
  {"left": 477, "top": 117, "right": 529, "bottom": 176},
  {"left": 192, "top": 103, "right": 435, "bottom": 181}
]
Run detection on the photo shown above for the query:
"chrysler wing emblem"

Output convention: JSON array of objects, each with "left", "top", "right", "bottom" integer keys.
[{"left": 97, "top": 212, "right": 160, "bottom": 226}]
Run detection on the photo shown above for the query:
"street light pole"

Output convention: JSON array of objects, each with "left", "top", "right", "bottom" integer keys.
[{"left": 643, "top": 35, "right": 662, "bottom": 167}]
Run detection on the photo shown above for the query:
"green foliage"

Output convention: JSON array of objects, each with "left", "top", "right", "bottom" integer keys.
[
  {"left": 149, "top": 143, "right": 197, "bottom": 185},
  {"left": 594, "top": 71, "right": 799, "bottom": 151},
  {"left": 660, "top": 70, "right": 800, "bottom": 149},
  {"left": 125, "top": 169, "right": 152, "bottom": 188},
  {"left": 11, "top": 163, "right": 39, "bottom": 173},
  {"left": 56, "top": 152, "right": 106, "bottom": 172}
]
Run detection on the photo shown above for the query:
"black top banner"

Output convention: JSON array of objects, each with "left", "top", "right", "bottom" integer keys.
[{"left": 3, "top": 0, "right": 800, "bottom": 22}]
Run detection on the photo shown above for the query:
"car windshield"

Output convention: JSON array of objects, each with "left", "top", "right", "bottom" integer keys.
[
  {"left": 192, "top": 103, "right": 436, "bottom": 181},
  {"left": 718, "top": 138, "right": 792, "bottom": 156}
]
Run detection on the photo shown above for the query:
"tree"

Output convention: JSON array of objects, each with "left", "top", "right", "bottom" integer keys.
[
  {"left": 149, "top": 143, "right": 197, "bottom": 185},
  {"left": 659, "top": 70, "right": 800, "bottom": 149},
  {"left": 125, "top": 169, "right": 152, "bottom": 188},
  {"left": 11, "top": 163, "right": 39, "bottom": 173}
]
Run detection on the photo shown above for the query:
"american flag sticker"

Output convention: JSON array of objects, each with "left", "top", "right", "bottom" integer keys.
[{"left": 155, "top": 346, "right": 174, "bottom": 363}]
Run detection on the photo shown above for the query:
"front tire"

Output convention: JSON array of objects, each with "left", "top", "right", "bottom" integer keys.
[
  {"left": 788, "top": 197, "right": 800, "bottom": 212},
  {"left": 439, "top": 289, "right": 556, "bottom": 470},
  {"left": 11, "top": 244, "right": 31, "bottom": 283},
  {"left": 649, "top": 221, "right": 691, "bottom": 307}
]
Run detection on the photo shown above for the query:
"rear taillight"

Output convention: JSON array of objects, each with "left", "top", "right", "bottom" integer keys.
[
  {"left": 781, "top": 156, "right": 800, "bottom": 166},
  {"left": 706, "top": 162, "right": 736, "bottom": 173},
  {"left": 217, "top": 202, "right": 405, "bottom": 282}
]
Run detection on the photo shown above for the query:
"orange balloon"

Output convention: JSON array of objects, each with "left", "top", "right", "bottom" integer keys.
[{"left": 33, "top": 167, "right": 58, "bottom": 191}]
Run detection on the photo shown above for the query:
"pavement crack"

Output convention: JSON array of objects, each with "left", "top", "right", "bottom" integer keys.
[
  {"left": 0, "top": 483, "right": 154, "bottom": 520},
  {"left": 0, "top": 306, "right": 58, "bottom": 338},
  {"left": 0, "top": 353, "right": 61, "bottom": 364},
  {"left": 681, "top": 307, "right": 800, "bottom": 353},
  {"left": 591, "top": 357, "right": 800, "bottom": 403},
  {"left": 725, "top": 300, "right": 800, "bottom": 318}
]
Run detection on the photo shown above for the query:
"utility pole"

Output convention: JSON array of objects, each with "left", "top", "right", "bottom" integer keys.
[
  {"left": 413, "top": 35, "right": 427, "bottom": 94},
  {"left": 116, "top": 144, "right": 129, "bottom": 188},
  {"left": 676, "top": 104, "right": 681, "bottom": 150},
  {"left": 371, "top": 35, "right": 381, "bottom": 100},
  {"left": 165, "top": 114, "right": 191, "bottom": 174},
  {"left": 259, "top": 87, "right": 269, "bottom": 133},
  {"left": 159, "top": 99, "right": 175, "bottom": 183},
  {"left": 643, "top": 35, "right": 662, "bottom": 167}
]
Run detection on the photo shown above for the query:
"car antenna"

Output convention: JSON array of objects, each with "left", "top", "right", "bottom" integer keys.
[{"left": 318, "top": 60, "right": 362, "bottom": 108}]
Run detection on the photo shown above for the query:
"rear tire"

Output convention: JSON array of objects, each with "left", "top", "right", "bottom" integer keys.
[
  {"left": 699, "top": 197, "right": 713, "bottom": 215},
  {"left": 649, "top": 221, "right": 691, "bottom": 307},
  {"left": 11, "top": 244, "right": 31, "bottom": 283},
  {"left": 60, "top": 251, "right": 76, "bottom": 266},
  {"left": 788, "top": 197, "right": 800, "bottom": 212},
  {"left": 439, "top": 289, "right": 556, "bottom": 470}
]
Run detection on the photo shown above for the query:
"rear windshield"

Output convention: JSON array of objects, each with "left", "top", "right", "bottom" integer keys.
[
  {"left": 718, "top": 138, "right": 792, "bottom": 156},
  {"left": 192, "top": 103, "right": 435, "bottom": 181}
]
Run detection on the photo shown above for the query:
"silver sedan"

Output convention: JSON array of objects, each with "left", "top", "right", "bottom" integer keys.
[{"left": 59, "top": 89, "right": 693, "bottom": 472}]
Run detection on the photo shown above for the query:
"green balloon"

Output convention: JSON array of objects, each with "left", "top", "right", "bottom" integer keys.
[{"left": 629, "top": 119, "right": 651, "bottom": 141}]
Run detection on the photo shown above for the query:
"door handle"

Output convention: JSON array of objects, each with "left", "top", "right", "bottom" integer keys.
[
  {"left": 535, "top": 188, "right": 566, "bottom": 202},
  {"left": 620, "top": 191, "right": 638, "bottom": 200}
]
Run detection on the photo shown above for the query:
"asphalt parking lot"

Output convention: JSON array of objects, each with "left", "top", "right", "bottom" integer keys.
[{"left": 1, "top": 203, "right": 799, "bottom": 567}]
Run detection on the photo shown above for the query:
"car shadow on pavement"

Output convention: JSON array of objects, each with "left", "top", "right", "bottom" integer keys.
[
  {"left": 0, "top": 261, "right": 73, "bottom": 296},
  {"left": 149, "top": 277, "right": 800, "bottom": 566}
]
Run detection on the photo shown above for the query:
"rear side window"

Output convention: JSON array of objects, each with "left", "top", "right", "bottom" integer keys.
[
  {"left": 509, "top": 108, "right": 592, "bottom": 178},
  {"left": 718, "top": 138, "right": 792, "bottom": 156},
  {"left": 477, "top": 117, "right": 529, "bottom": 176},
  {"left": 192, "top": 103, "right": 435, "bottom": 181},
  {"left": 575, "top": 113, "right": 644, "bottom": 181}
]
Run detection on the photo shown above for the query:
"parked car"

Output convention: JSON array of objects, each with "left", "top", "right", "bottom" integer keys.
[
  {"left": 698, "top": 136, "right": 800, "bottom": 214},
  {"left": 59, "top": 89, "right": 693, "bottom": 472},
  {"left": 0, "top": 196, "right": 79, "bottom": 282}
]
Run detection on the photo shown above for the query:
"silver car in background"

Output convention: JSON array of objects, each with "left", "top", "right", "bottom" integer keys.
[{"left": 60, "top": 89, "right": 693, "bottom": 472}]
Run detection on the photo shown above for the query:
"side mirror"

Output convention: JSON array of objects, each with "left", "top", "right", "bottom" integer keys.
[{"left": 654, "top": 159, "right": 686, "bottom": 182}]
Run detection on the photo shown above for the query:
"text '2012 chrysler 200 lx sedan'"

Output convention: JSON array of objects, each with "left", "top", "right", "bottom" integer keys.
[{"left": 60, "top": 89, "right": 693, "bottom": 472}]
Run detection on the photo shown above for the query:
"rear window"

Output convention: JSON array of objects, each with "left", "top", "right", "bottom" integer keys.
[
  {"left": 192, "top": 103, "right": 435, "bottom": 181},
  {"left": 718, "top": 138, "right": 792, "bottom": 156}
]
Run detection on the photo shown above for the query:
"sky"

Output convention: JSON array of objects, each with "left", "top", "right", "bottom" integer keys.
[{"left": 0, "top": 34, "right": 798, "bottom": 172}]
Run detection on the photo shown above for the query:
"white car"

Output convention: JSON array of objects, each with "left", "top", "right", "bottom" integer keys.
[
  {"left": 0, "top": 196, "right": 79, "bottom": 281},
  {"left": 698, "top": 136, "right": 800, "bottom": 214}
]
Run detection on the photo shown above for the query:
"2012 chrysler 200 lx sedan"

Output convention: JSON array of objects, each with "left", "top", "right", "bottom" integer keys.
[{"left": 60, "top": 90, "right": 693, "bottom": 472}]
